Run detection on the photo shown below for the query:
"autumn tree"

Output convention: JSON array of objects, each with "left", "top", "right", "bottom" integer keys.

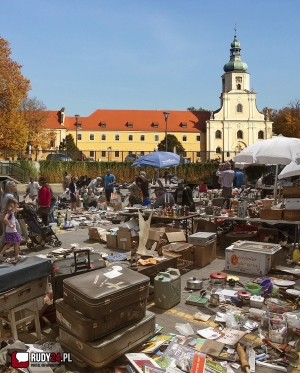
[
  {"left": 272, "top": 100, "right": 300, "bottom": 137},
  {"left": 19, "top": 97, "right": 56, "bottom": 150},
  {"left": 0, "top": 36, "right": 31, "bottom": 149},
  {"left": 157, "top": 134, "right": 185, "bottom": 153}
]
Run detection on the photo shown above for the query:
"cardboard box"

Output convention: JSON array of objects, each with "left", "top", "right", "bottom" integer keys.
[
  {"left": 88, "top": 227, "right": 107, "bottom": 242},
  {"left": 188, "top": 232, "right": 216, "bottom": 246},
  {"left": 106, "top": 234, "right": 118, "bottom": 249},
  {"left": 225, "top": 241, "right": 281, "bottom": 275},
  {"left": 182, "top": 241, "right": 217, "bottom": 268},
  {"left": 117, "top": 230, "right": 132, "bottom": 250},
  {"left": 117, "top": 230, "right": 138, "bottom": 251},
  {"left": 146, "top": 226, "right": 186, "bottom": 249}
]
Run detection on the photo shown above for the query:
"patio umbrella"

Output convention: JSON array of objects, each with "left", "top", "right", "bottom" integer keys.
[
  {"left": 233, "top": 135, "right": 300, "bottom": 201},
  {"left": 131, "top": 151, "right": 180, "bottom": 168},
  {"left": 278, "top": 161, "right": 300, "bottom": 179}
]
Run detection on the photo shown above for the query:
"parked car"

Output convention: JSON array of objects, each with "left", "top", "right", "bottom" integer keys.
[
  {"left": 124, "top": 154, "right": 141, "bottom": 162},
  {"left": 46, "top": 153, "right": 73, "bottom": 161},
  {"left": 78, "top": 153, "right": 94, "bottom": 162}
]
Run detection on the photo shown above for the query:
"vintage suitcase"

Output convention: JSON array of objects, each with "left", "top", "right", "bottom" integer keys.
[
  {"left": 63, "top": 267, "right": 149, "bottom": 319},
  {"left": 56, "top": 297, "right": 147, "bottom": 341},
  {"left": 52, "top": 249, "right": 106, "bottom": 301},
  {"left": 0, "top": 256, "right": 51, "bottom": 293},
  {"left": 59, "top": 311, "right": 156, "bottom": 370},
  {"left": 0, "top": 276, "right": 48, "bottom": 312}
]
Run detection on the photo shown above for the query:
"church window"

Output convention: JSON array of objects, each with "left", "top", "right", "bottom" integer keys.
[
  {"left": 182, "top": 135, "right": 187, "bottom": 141},
  {"left": 77, "top": 134, "right": 82, "bottom": 141},
  {"left": 101, "top": 134, "right": 106, "bottom": 140},
  {"left": 215, "top": 130, "right": 222, "bottom": 139},
  {"left": 154, "top": 135, "right": 159, "bottom": 141},
  {"left": 140, "top": 135, "right": 145, "bottom": 141},
  {"left": 128, "top": 135, "right": 133, "bottom": 141},
  {"left": 237, "top": 104, "right": 243, "bottom": 113},
  {"left": 237, "top": 130, "right": 243, "bottom": 139},
  {"left": 216, "top": 147, "right": 221, "bottom": 154},
  {"left": 258, "top": 130, "right": 264, "bottom": 139},
  {"left": 115, "top": 135, "right": 119, "bottom": 141},
  {"left": 90, "top": 134, "right": 94, "bottom": 140},
  {"left": 237, "top": 84, "right": 241, "bottom": 90}
]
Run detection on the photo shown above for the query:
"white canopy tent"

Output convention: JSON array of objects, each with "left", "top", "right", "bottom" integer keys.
[{"left": 233, "top": 135, "right": 300, "bottom": 201}]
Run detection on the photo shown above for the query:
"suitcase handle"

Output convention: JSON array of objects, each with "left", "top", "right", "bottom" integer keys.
[
  {"left": 18, "top": 287, "right": 31, "bottom": 296},
  {"left": 73, "top": 249, "right": 91, "bottom": 272}
]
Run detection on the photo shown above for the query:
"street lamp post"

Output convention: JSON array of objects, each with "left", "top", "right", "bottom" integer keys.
[
  {"left": 74, "top": 114, "right": 81, "bottom": 147},
  {"left": 163, "top": 112, "right": 170, "bottom": 151}
]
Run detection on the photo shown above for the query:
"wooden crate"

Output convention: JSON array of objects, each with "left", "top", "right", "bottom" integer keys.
[
  {"left": 259, "top": 209, "right": 283, "bottom": 220},
  {"left": 283, "top": 209, "right": 300, "bottom": 221},
  {"left": 282, "top": 186, "right": 300, "bottom": 197}
]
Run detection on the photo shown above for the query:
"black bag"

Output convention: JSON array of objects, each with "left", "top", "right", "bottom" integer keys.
[
  {"left": 37, "top": 206, "right": 50, "bottom": 216},
  {"left": 52, "top": 250, "right": 106, "bottom": 301}
]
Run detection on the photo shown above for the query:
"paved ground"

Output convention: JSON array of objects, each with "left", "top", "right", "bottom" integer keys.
[{"left": 1, "top": 188, "right": 299, "bottom": 372}]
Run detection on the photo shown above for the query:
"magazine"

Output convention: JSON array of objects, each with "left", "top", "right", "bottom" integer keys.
[
  {"left": 168, "top": 334, "right": 188, "bottom": 345},
  {"left": 126, "top": 353, "right": 161, "bottom": 373},
  {"left": 143, "top": 365, "right": 166, "bottom": 373},
  {"left": 142, "top": 335, "right": 173, "bottom": 353},
  {"left": 155, "top": 342, "right": 197, "bottom": 372}
]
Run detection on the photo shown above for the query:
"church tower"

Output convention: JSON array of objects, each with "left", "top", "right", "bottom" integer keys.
[{"left": 205, "top": 30, "right": 273, "bottom": 161}]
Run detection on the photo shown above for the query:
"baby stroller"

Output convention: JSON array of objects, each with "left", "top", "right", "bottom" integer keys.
[{"left": 20, "top": 204, "right": 62, "bottom": 251}]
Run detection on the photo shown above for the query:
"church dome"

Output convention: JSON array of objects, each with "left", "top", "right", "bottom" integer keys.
[
  {"left": 223, "top": 34, "right": 248, "bottom": 72},
  {"left": 231, "top": 38, "right": 240, "bottom": 48},
  {"left": 223, "top": 60, "right": 248, "bottom": 72}
]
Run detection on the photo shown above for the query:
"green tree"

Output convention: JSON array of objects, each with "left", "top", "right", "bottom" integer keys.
[
  {"left": 157, "top": 134, "right": 185, "bottom": 153},
  {"left": 272, "top": 100, "right": 300, "bottom": 137},
  {"left": 0, "top": 36, "right": 31, "bottom": 149},
  {"left": 187, "top": 107, "right": 209, "bottom": 111},
  {"left": 59, "top": 134, "right": 80, "bottom": 160}
]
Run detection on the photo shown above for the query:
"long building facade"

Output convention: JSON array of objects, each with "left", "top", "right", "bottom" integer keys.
[{"left": 44, "top": 33, "right": 272, "bottom": 162}]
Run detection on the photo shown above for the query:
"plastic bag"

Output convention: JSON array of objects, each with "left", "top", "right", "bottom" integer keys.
[{"left": 175, "top": 323, "right": 195, "bottom": 336}]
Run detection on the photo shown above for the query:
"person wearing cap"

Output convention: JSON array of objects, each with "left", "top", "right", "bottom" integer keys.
[
  {"left": 152, "top": 187, "right": 175, "bottom": 209},
  {"left": 216, "top": 162, "right": 235, "bottom": 199},
  {"left": 87, "top": 176, "right": 102, "bottom": 193}
]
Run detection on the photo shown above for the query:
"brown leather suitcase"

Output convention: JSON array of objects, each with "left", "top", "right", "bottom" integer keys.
[
  {"left": 56, "top": 298, "right": 147, "bottom": 341},
  {"left": 59, "top": 311, "right": 156, "bottom": 370},
  {"left": 0, "top": 276, "right": 48, "bottom": 312},
  {"left": 63, "top": 267, "right": 149, "bottom": 319}
]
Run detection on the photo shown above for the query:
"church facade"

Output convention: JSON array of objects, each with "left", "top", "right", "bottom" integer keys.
[
  {"left": 43, "top": 33, "right": 272, "bottom": 162},
  {"left": 205, "top": 32, "right": 273, "bottom": 161}
]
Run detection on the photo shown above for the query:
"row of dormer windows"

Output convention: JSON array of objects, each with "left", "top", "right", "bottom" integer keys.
[{"left": 215, "top": 130, "right": 264, "bottom": 140}]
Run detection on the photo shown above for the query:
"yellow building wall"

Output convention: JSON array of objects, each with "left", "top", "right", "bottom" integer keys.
[{"left": 71, "top": 130, "right": 202, "bottom": 161}]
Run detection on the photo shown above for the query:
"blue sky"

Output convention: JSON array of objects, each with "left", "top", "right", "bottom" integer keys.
[{"left": 1, "top": 0, "right": 299, "bottom": 117}]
